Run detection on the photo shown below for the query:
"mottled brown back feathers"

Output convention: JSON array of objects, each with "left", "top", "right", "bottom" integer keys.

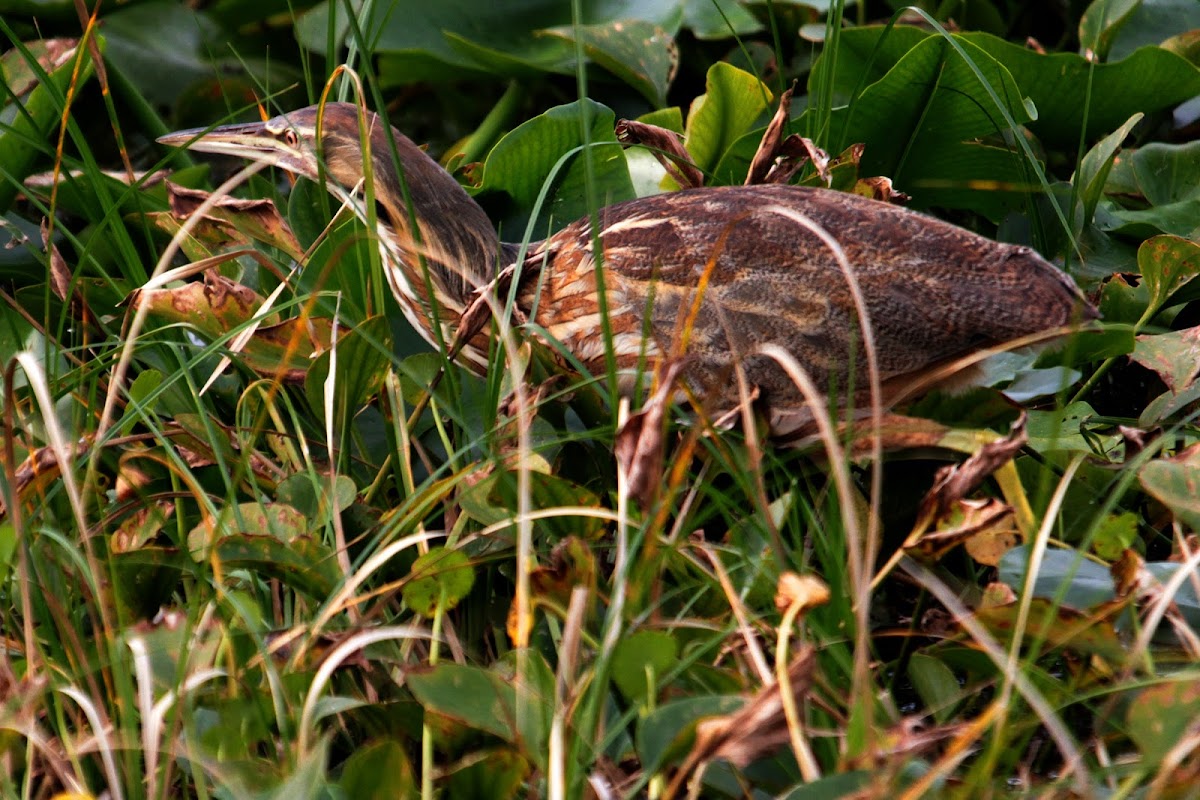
[{"left": 524, "top": 184, "right": 1095, "bottom": 406}]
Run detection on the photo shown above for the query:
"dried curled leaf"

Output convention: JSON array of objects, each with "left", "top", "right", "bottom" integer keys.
[
  {"left": 666, "top": 648, "right": 816, "bottom": 799},
  {"left": 910, "top": 497, "right": 1019, "bottom": 564},
  {"left": 165, "top": 181, "right": 304, "bottom": 261},
  {"left": 775, "top": 572, "right": 830, "bottom": 614},
  {"left": 614, "top": 360, "right": 687, "bottom": 512},
  {"left": 920, "top": 413, "right": 1028, "bottom": 521},
  {"left": 615, "top": 118, "right": 704, "bottom": 189}
]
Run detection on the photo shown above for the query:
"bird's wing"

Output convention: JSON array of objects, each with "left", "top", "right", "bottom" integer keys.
[{"left": 535, "top": 185, "right": 1091, "bottom": 403}]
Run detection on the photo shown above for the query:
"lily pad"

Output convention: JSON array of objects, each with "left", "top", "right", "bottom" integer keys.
[{"left": 402, "top": 546, "right": 476, "bottom": 618}]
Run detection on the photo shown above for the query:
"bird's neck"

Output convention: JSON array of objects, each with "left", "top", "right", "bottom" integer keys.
[{"left": 354, "top": 122, "right": 502, "bottom": 334}]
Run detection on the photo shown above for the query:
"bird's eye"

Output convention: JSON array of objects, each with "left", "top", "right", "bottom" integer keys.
[{"left": 283, "top": 129, "right": 299, "bottom": 148}]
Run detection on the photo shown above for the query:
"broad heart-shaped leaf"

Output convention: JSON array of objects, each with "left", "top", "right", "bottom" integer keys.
[
  {"left": 184, "top": 532, "right": 342, "bottom": 599},
  {"left": 1024, "top": 400, "right": 1099, "bottom": 453},
  {"left": 960, "top": 38, "right": 1200, "bottom": 147},
  {"left": 104, "top": 2, "right": 301, "bottom": 116},
  {"left": 683, "top": 62, "right": 773, "bottom": 178},
  {"left": 811, "top": 33, "right": 1035, "bottom": 220},
  {"left": 102, "top": 3, "right": 221, "bottom": 107},
  {"left": 815, "top": 26, "right": 1200, "bottom": 149},
  {"left": 1132, "top": 325, "right": 1200, "bottom": 393},
  {"left": 1140, "top": 447, "right": 1200, "bottom": 532},
  {"left": 542, "top": 20, "right": 677, "bottom": 107},
  {"left": 339, "top": 740, "right": 417, "bottom": 800},
  {"left": 1109, "top": 0, "right": 1200, "bottom": 61},
  {"left": 637, "top": 695, "right": 745, "bottom": 774},
  {"left": 1074, "top": 112, "right": 1143, "bottom": 227},
  {"left": 406, "top": 653, "right": 552, "bottom": 766},
  {"left": 1136, "top": 235, "right": 1200, "bottom": 322},
  {"left": 472, "top": 100, "right": 634, "bottom": 241},
  {"left": 1078, "top": 0, "right": 1143, "bottom": 60},
  {"left": 304, "top": 316, "right": 393, "bottom": 427},
  {"left": 457, "top": 470, "right": 606, "bottom": 542},
  {"left": 1128, "top": 680, "right": 1200, "bottom": 765},
  {"left": 444, "top": 748, "right": 530, "bottom": 800},
  {"left": 682, "top": 0, "right": 761, "bottom": 38},
  {"left": 299, "top": 0, "right": 683, "bottom": 84},
  {"left": 611, "top": 630, "right": 679, "bottom": 704},
  {"left": 401, "top": 546, "right": 476, "bottom": 618},
  {"left": 1100, "top": 141, "right": 1200, "bottom": 239},
  {"left": 1127, "top": 141, "right": 1200, "bottom": 208}
]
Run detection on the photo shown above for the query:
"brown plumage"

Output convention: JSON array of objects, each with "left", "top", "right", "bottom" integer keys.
[{"left": 159, "top": 103, "right": 1096, "bottom": 417}]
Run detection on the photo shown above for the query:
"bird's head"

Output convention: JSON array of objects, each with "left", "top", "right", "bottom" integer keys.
[
  {"left": 157, "top": 102, "right": 427, "bottom": 205},
  {"left": 158, "top": 102, "right": 503, "bottom": 341}
]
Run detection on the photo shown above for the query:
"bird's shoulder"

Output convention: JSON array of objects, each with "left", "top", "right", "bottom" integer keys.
[{"left": 538, "top": 185, "right": 970, "bottom": 286}]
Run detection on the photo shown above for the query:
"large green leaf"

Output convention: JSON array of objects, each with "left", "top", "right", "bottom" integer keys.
[
  {"left": 1109, "top": 0, "right": 1200, "bottom": 60},
  {"left": 401, "top": 546, "right": 476, "bottom": 618},
  {"left": 472, "top": 99, "right": 634, "bottom": 240},
  {"left": 611, "top": 630, "right": 679, "bottom": 703},
  {"left": 101, "top": 3, "right": 221, "bottom": 108},
  {"left": 813, "top": 32, "right": 1035, "bottom": 218},
  {"left": 1101, "top": 143, "right": 1200, "bottom": 240},
  {"left": 1135, "top": 235, "right": 1200, "bottom": 322},
  {"left": 543, "top": 20, "right": 677, "bottom": 107},
  {"left": 339, "top": 740, "right": 418, "bottom": 800},
  {"left": 998, "top": 545, "right": 1117, "bottom": 611},
  {"left": 1127, "top": 681, "right": 1200, "bottom": 765},
  {"left": 683, "top": 61, "right": 773, "bottom": 178},
  {"left": 816, "top": 26, "right": 1200, "bottom": 149},
  {"left": 1078, "top": 0, "right": 1143, "bottom": 60},
  {"left": 683, "top": 0, "right": 762, "bottom": 39},
  {"left": 1140, "top": 447, "right": 1200, "bottom": 533},
  {"left": 299, "top": 0, "right": 684, "bottom": 87},
  {"left": 1074, "top": 112, "right": 1142, "bottom": 227},
  {"left": 637, "top": 695, "right": 745, "bottom": 774},
  {"left": 953, "top": 36, "right": 1200, "bottom": 147},
  {"left": 406, "top": 653, "right": 551, "bottom": 765},
  {"left": 103, "top": 0, "right": 301, "bottom": 118}
]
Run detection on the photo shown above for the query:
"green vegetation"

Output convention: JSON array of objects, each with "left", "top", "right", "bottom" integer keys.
[{"left": 4, "top": 0, "right": 1200, "bottom": 797}]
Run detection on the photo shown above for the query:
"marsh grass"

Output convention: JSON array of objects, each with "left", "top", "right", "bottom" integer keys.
[{"left": 3, "top": 2, "right": 1200, "bottom": 798}]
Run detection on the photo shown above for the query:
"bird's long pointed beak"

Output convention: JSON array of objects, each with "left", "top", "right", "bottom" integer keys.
[{"left": 157, "top": 120, "right": 319, "bottom": 180}]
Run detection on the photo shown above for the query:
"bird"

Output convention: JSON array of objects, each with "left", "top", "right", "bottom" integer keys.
[{"left": 158, "top": 102, "right": 1096, "bottom": 425}]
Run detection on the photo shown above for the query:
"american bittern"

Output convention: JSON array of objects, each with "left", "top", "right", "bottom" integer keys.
[{"left": 159, "top": 102, "right": 1095, "bottom": 422}]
